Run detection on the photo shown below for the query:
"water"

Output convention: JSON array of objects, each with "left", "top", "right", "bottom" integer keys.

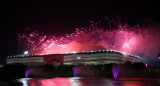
[{"left": 17, "top": 77, "right": 160, "bottom": 86}]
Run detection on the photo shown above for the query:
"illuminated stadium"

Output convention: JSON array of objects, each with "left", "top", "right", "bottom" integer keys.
[
  {"left": 7, "top": 33, "right": 143, "bottom": 65},
  {"left": 7, "top": 50, "right": 141, "bottom": 65},
  {"left": 7, "top": 25, "right": 154, "bottom": 65}
]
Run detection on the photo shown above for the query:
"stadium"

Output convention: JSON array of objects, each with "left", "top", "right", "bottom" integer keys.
[{"left": 7, "top": 50, "right": 141, "bottom": 65}]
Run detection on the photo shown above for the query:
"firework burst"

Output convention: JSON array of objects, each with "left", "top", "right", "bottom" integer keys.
[{"left": 18, "top": 21, "right": 160, "bottom": 58}]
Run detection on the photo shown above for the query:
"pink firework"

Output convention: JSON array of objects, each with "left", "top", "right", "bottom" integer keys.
[{"left": 18, "top": 22, "right": 160, "bottom": 58}]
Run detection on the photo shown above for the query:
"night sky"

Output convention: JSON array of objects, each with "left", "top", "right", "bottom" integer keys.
[{"left": 0, "top": 0, "right": 160, "bottom": 64}]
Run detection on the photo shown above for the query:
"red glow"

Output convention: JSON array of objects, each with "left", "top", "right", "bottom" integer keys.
[
  {"left": 145, "top": 64, "right": 148, "bottom": 68},
  {"left": 44, "top": 55, "right": 64, "bottom": 64},
  {"left": 122, "top": 81, "right": 143, "bottom": 86},
  {"left": 28, "top": 78, "right": 70, "bottom": 86}
]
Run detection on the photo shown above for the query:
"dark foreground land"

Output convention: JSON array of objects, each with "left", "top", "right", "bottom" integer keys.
[{"left": 0, "top": 63, "right": 160, "bottom": 86}]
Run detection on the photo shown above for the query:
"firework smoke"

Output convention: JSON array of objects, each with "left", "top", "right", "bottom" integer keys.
[{"left": 18, "top": 22, "right": 160, "bottom": 58}]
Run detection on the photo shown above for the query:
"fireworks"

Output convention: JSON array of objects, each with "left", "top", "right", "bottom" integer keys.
[{"left": 17, "top": 22, "right": 160, "bottom": 58}]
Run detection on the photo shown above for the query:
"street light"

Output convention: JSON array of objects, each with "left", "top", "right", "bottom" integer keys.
[{"left": 24, "top": 51, "right": 29, "bottom": 55}]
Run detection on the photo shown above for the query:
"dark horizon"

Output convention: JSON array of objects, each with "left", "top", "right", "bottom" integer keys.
[{"left": 0, "top": 0, "right": 160, "bottom": 64}]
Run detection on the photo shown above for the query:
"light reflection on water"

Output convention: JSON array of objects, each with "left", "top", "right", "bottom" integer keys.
[
  {"left": 18, "top": 78, "right": 31, "bottom": 86},
  {"left": 17, "top": 77, "right": 160, "bottom": 86}
]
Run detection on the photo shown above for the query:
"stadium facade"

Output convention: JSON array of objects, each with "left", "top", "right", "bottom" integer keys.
[{"left": 7, "top": 50, "right": 141, "bottom": 65}]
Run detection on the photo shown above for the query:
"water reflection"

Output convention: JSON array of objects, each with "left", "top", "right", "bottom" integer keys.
[
  {"left": 18, "top": 78, "right": 31, "bottom": 86},
  {"left": 17, "top": 77, "right": 160, "bottom": 86}
]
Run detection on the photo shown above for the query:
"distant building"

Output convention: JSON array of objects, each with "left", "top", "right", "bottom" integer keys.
[{"left": 7, "top": 50, "right": 141, "bottom": 65}]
